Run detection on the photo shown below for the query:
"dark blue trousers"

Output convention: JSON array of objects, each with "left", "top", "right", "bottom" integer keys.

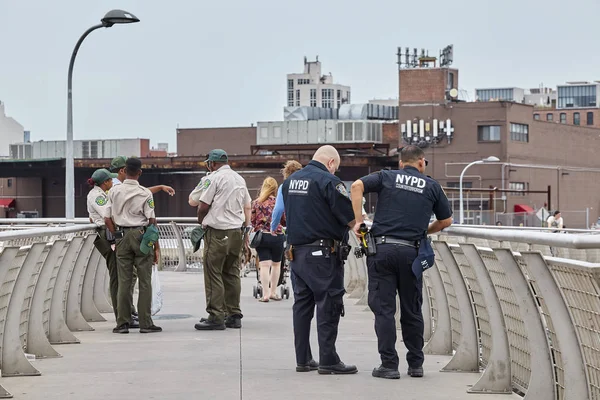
[
  {"left": 367, "top": 244, "right": 424, "bottom": 370},
  {"left": 290, "top": 245, "right": 345, "bottom": 366}
]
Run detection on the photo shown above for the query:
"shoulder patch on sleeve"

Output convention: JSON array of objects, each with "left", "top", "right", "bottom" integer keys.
[
  {"left": 147, "top": 198, "right": 155, "bottom": 209},
  {"left": 202, "top": 179, "right": 211, "bottom": 189},
  {"left": 95, "top": 196, "right": 107, "bottom": 206},
  {"left": 335, "top": 183, "right": 349, "bottom": 198}
]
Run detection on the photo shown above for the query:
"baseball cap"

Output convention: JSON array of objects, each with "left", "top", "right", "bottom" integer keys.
[
  {"left": 110, "top": 156, "right": 127, "bottom": 172},
  {"left": 91, "top": 168, "right": 117, "bottom": 185},
  {"left": 411, "top": 237, "right": 435, "bottom": 278},
  {"left": 140, "top": 225, "right": 160, "bottom": 255},
  {"left": 190, "top": 226, "right": 205, "bottom": 253},
  {"left": 205, "top": 149, "right": 228, "bottom": 163}
]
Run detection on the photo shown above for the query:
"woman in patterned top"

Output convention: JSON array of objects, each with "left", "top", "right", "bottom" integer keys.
[{"left": 251, "top": 177, "right": 286, "bottom": 302}]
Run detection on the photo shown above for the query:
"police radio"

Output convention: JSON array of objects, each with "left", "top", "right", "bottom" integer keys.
[{"left": 354, "top": 223, "right": 377, "bottom": 258}]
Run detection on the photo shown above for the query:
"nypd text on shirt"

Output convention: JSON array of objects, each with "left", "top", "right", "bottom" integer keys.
[
  {"left": 395, "top": 174, "right": 426, "bottom": 194},
  {"left": 289, "top": 179, "right": 311, "bottom": 196}
]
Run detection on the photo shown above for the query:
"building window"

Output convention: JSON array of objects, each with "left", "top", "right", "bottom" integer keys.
[
  {"left": 347, "top": 91, "right": 351, "bottom": 104},
  {"left": 560, "top": 113, "right": 566, "bottom": 124},
  {"left": 273, "top": 126, "right": 282, "bottom": 139},
  {"left": 476, "top": 88, "right": 514, "bottom": 102},
  {"left": 557, "top": 84, "right": 597, "bottom": 109},
  {"left": 509, "top": 182, "right": 526, "bottom": 196},
  {"left": 260, "top": 127, "right": 268, "bottom": 139},
  {"left": 297, "top": 78, "right": 310, "bottom": 85},
  {"left": 546, "top": 113, "right": 553, "bottom": 122},
  {"left": 322, "top": 89, "right": 334, "bottom": 109},
  {"left": 587, "top": 112, "right": 594, "bottom": 125},
  {"left": 447, "top": 182, "right": 473, "bottom": 188},
  {"left": 7, "top": 179, "right": 12, "bottom": 188},
  {"left": 310, "top": 89, "right": 317, "bottom": 107},
  {"left": 510, "top": 123, "right": 529, "bottom": 142},
  {"left": 287, "top": 79, "right": 294, "bottom": 107},
  {"left": 574, "top": 112, "right": 580, "bottom": 126},
  {"left": 533, "top": 113, "right": 540, "bottom": 120},
  {"left": 296, "top": 89, "right": 300, "bottom": 106},
  {"left": 337, "top": 89, "right": 341, "bottom": 109},
  {"left": 477, "top": 125, "right": 501, "bottom": 142}
]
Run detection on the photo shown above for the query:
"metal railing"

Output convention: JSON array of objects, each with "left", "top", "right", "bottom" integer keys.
[
  {"left": 3, "top": 218, "right": 600, "bottom": 398},
  {"left": 0, "top": 224, "right": 110, "bottom": 397}
]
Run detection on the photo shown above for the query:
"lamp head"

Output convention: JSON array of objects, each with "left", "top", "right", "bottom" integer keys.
[{"left": 101, "top": 9, "right": 140, "bottom": 27}]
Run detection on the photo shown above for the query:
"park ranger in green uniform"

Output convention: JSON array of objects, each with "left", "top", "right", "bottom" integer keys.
[
  {"left": 86, "top": 168, "right": 118, "bottom": 319},
  {"left": 194, "top": 149, "right": 252, "bottom": 331},
  {"left": 105, "top": 158, "right": 162, "bottom": 334}
]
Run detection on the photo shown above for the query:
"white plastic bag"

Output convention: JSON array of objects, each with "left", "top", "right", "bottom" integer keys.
[{"left": 151, "top": 264, "right": 163, "bottom": 316}]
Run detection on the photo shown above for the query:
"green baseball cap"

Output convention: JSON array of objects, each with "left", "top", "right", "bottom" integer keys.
[
  {"left": 140, "top": 225, "right": 160, "bottom": 255},
  {"left": 190, "top": 226, "right": 205, "bottom": 252},
  {"left": 110, "top": 156, "right": 127, "bottom": 172},
  {"left": 205, "top": 149, "right": 228, "bottom": 163},
  {"left": 91, "top": 168, "right": 117, "bottom": 184}
]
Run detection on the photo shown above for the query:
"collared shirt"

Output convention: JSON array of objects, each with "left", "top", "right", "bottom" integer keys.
[
  {"left": 87, "top": 186, "right": 110, "bottom": 227},
  {"left": 360, "top": 166, "right": 452, "bottom": 240},
  {"left": 188, "top": 172, "right": 212, "bottom": 204},
  {"left": 106, "top": 179, "right": 155, "bottom": 227},
  {"left": 281, "top": 160, "right": 354, "bottom": 245},
  {"left": 112, "top": 177, "right": 122, "bottom": 186},
  {"left": 199, "top": 165, "right": 251, "bottom": 230}
]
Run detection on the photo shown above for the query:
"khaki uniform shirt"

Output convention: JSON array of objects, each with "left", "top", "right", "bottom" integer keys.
[
  {"left": 87, "top": 186, "right": 110, "bottom": 227},
  {"left": 107, "top": 179, "right": 155, "bottom": 227},
  {"left": 200, "top": 165, "right": 251, "bottom": 230},
  {"left": 188, "top": 172, "right": 211, "bottom": 204}
]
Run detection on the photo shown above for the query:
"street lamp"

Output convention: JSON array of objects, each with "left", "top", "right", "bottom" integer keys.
[
  {"left": 459, "top": 156, "right": 500, "bottom": 224},
  {"left": 65, "top": 9, "right": 139, "bottom": 219}
]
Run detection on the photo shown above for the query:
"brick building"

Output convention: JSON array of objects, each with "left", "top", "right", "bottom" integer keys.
[
  {"left": 396, "top": 63, "right": 600, "bottom": 227},
  {"left": 176, "top": 126, "right": 256, "bottom": 157}
]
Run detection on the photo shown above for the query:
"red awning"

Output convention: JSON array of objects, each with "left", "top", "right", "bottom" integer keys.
[
  {"left": 0, "top": 199, "right": 15, "bottom": 208},
  {"left": 514, "top": 204, "right": 534, "bottom": 213}
]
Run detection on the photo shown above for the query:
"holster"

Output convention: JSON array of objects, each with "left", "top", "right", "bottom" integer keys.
[{"left": 285, "top": 245, "right": 294, "bottom": 261}]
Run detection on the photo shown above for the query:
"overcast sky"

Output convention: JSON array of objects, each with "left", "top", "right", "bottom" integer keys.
[{"left": 1, "top": 0, "right": 599, "bottom": 153}]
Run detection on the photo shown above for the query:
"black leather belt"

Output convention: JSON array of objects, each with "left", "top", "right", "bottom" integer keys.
[
  {"left": 375, "top": 236, "right": 417, "bottom": 248},
  {"left": 294, "top": 239, "right": 335, "bottom": 248}
]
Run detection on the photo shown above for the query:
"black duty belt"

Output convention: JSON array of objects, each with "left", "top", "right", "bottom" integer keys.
[
  {"left": 294, "top": 239, "right": 335, "bottom": 248},
  {"left": 375, "top": 236, "right": 417, "bottom": 248}
]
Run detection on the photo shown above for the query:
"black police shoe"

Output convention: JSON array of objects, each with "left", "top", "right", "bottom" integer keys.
[
  {"left": 225, "top": 315, "right": 242, "bottom": 329},
  {"left": 296, "top": 359, "right": 319, "bottom": 372},
  {"left": 407, "top": 366, "right": 424, "bottom": 378},
  {"left": 318, "top": 362, "right": 358, "bottom": 375},
  {"left": 132, "top": 311, "right": 139, "bottom": 317},
  {"left": 194, "top": 319, "right": 226, "bottom": 331},
  {"left": 113, "top": 323, "right": 129, "bottom": 334},
  {"left": 129, "top": 320, "right": 140, "bottom": 329},
  {"left": 372, "top": 365, "right": 400, "bottom": 379},
  {"left": 140, "top": 325, "right": 162, "bottom": 333}
]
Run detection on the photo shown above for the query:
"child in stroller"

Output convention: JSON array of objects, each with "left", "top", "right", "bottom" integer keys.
[{"left": 252, "top": 248, "right": 290, "bottom": 300}]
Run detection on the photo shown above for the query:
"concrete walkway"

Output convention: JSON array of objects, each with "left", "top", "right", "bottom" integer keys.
[{"left": 6, "top": 271, "right": 521, "bottom": 400}]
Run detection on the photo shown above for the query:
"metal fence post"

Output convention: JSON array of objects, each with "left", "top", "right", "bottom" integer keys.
[{"left": 172, "top": 222, "right": 187, "bottom": 272}]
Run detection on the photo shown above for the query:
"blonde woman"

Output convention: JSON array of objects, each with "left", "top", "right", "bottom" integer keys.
[
  {"left": 251, "top": 177, "right": 286, "bottom": 302},
  {"left": 270, "top": 160, "right": 303, "bottom": 231}
]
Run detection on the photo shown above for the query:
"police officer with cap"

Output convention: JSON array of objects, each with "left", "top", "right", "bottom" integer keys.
[
  {"left": 350, "top": 145, "right": 452, "bottom": 379},
  {"left": 281, "top": 145, "right": 357, "bottom": 375}
]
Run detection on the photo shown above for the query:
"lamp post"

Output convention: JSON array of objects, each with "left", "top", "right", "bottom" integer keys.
[
  {"left": 459, "top": 156, "right": 500, "bottom": 224},
  {"left": 65, "top": 9, "right": 139, "bottom": 219}
]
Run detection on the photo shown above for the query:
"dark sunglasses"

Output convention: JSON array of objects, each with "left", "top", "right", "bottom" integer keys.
[{"left": 420, "top": 157, "right": 429, "bottom": 167}]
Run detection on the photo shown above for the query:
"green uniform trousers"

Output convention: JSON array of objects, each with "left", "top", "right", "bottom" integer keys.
[
  {"left": 203, "top": 227, "right": 243, "bottom": 323},
  {"left": 93, "top": 228, "right": 119, "bottom": 319},
  {"left": 116, "top": 228, "right": 154, "bottom": 328},
  {"left": 93, "top": 228, "right": 137, "bottom": 318}
]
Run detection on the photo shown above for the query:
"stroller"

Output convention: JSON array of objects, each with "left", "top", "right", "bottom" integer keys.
[{"left": 252, "top": 239, "right": 291, "bottom": 300}]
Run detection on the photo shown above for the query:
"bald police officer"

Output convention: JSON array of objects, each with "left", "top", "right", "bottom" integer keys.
[
  {"left": 282, "top": 145, "right": 357, "bottom": 375},
  {"left": 194, "top": 149, "right": 252, "bottom": 331},
  {"left": 350, "top": 145, "right": 453, "bottom": 379},
  {"left": 105, "top": 158, "right": 162, "bottom": 334}
]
